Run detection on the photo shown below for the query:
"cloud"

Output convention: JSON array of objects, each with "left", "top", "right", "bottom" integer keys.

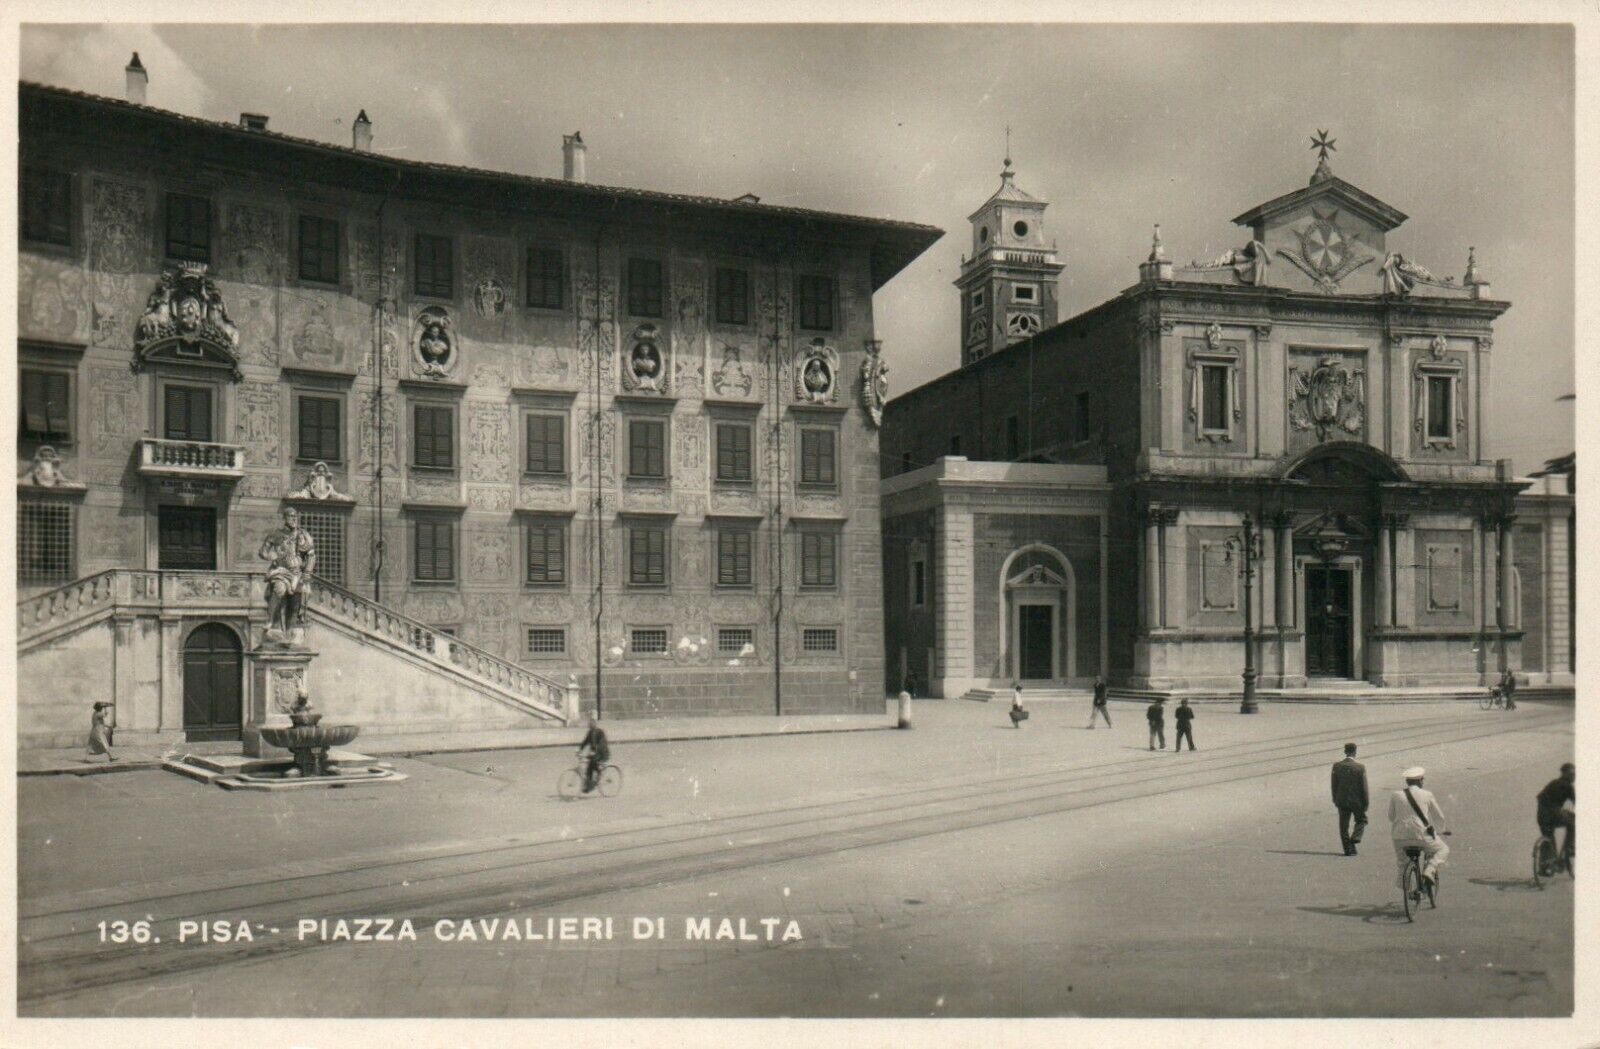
[{"left": 21, "top": 25, "right": 214, "bottom": 116}]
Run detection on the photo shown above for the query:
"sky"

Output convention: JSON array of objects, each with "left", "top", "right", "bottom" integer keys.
[{"left": 18, "top": 22, "right": 1576, "bottom": 475}]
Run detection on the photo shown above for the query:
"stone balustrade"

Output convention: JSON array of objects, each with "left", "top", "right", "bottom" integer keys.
[{"left": 136, "top": 437, "right": 246, "bottom": 479}]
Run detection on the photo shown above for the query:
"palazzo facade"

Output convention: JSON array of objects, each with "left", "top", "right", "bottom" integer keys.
[
  {"left": 882, "top": 146, "right": 1573, "bottom": 699},
  {"left": 15, "top": 67, "right": 939, "bottom": 747}
]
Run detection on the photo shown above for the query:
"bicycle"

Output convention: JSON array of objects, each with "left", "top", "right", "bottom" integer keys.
[
  {"left": 1532, "top": 828, "right": 1575, "bottom": 887},
  {"left": 1480, "top": 687, "right": 1506, "bottom": 711},
  {"left": 557, "top": 759, "right": 623, "bottom": 799},
  {"left": 1401, "top": 843, "right": 1444, "bottom": 921}
]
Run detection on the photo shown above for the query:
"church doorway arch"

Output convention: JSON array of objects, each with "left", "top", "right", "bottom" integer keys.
[{"left": 998, "top": 545, "right": 1076, "bottom": 682}]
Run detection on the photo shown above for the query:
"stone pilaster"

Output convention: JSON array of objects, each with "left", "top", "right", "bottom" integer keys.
[
  {"left": 1274, "top": 513, "right": 1294, "bottom": 629},
  {"left": 932, "top": 504, "right": 975, "bottom": 697}
]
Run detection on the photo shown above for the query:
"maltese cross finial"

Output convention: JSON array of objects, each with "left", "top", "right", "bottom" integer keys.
[{"left": 1310, "top": 129, "right": 1337, "bottom": 161}]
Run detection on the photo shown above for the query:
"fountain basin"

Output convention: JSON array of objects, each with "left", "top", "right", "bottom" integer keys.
[{"left": 258, "top": 723, "right": 359, "bottom": 777}]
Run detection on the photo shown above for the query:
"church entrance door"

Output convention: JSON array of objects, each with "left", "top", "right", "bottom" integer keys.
[
  {"left": 1018, "top": 604, "right": 1055, "bottom": 680},
  {"left": 1305, "top": 565, "right": 1354, "bottom": 678}
]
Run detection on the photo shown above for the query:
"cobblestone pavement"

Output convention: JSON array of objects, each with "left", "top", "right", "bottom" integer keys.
[{"left": 16, "top": 699, "right": 1575, "bottom": 1019}]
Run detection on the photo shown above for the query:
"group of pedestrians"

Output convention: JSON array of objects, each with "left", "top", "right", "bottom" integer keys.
[{"left": 1003, "top": 678, "right": 1199, "bottom": 752}]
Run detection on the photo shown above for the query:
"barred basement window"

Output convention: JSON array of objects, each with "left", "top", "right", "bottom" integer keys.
[
  {"left": 718, "top": 627, "right": 754, "bottom": 654},
  {"left": 300, "top": 511, "right": 346, "bottom": 587},
  {"left": 18, "top": 502, "right": 74, "bottom": 584},
  {"left": 802, "top": 627, "right": 839, "bottom": 653},
  {"left": 631, "top": 627, "right": 669, "bottom": 655},
  {"left": 526, "top": 627, "right": 567, "bottom": 656}
]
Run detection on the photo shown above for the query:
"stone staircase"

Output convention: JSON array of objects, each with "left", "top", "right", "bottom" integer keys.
[{"left": 961, "top": 686, "right": 1091, "bottom": 703}]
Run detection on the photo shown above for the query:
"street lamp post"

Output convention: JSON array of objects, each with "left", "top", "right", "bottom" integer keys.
[{"left": 1226, "top": 514, "right": 1264, "bottom": 714}]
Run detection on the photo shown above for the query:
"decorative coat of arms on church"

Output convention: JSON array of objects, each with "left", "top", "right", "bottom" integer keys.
[
  {"left": 133, "top": 262, "right": 241, "bottom": 377},
  {"left": 1289, "top": 355, "right": 1365, "bottom": 440},
  {"left": 795, "top": 339, "right": 839, "bottom": 405},
  {"left": 1277, "top": 209, "right": 1375, "bottom": 293},
  {"left": 860, "top": 340, "right": 888, "bottom": 427},
  {"left": 411, "top": 306, "right": 457, "bottom": 378}
]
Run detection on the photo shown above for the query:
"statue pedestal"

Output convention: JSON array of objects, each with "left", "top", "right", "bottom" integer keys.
[{"left": 244, "top": 645, "right": 318, "bottom": 759}]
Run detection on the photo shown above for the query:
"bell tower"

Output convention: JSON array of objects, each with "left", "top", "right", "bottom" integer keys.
[{"left": 955, "top": 141, "right": 1064, "bottom": 366}]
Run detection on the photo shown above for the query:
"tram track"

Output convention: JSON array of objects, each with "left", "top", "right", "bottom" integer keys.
[{"left": 18, "top": 709, "right": 1567, "bottom": 1005}]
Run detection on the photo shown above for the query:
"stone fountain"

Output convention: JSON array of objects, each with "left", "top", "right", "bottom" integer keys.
[{"left": 258, "top": 689, "right": 361, "bottom": 778}]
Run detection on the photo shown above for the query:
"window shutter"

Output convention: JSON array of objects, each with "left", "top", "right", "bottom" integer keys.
[{"left": 21, "top": 372, "right": 49, "bottom": 436}]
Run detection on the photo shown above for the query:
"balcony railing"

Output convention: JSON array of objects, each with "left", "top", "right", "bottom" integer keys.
[{"left": 137, "top": 438, "right": 246, "bottom": 480}]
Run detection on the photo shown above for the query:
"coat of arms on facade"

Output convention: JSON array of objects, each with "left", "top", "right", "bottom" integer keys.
[
  {"left": 18, "top": 446, "right": 85, "bottom": 491},
  {"left": 794, "top": 339, "right": 839, "bottom": 405},
  {"left": 286, "top": 461, "right": 354, "bottom": 503},
  {"left": 412, "top": 306, "right": 457, "bottom": 378},
  {"left": 473, "top": 278, "right": 508, "bottom": 318},
  {"left": 621, "top": 324, "right": 669, "bottom": 394},
  {"left": 133, "top": 262, "right": 241, "bottom": 378},
  {"left": 860, "top": 339, "right": 888, "bottom": 427},
  {"left": 711, "top": 342, "right": 753, "bottom": 397},
  {"left": 1289, "top": 356, "right": 1366, "bottom": 440},
  {"left": 1277, "top": 209, "right": 1375, "bottom": 293}
]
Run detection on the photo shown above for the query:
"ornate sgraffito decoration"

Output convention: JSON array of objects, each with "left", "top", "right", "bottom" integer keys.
[
  {"left": 711, "top": 342, "right": 754, "bottom": 397},
  {"left": 89, "top": 179, "right": 147, "bottom": 274},
  {"left": 1277, "top": 208, "right": 1375, "bottom": 293},
  {"left": 466, "top": 403, "right": 512, "bottom": 483},
  {"left": 1289, "top": 356, "right": 1366, "bottom": 441},
  {"left": 1381, "top": 253, "right": 1457, "bottom": 298},
  {"left": 621, "top": 324, "right": 669, "bottom": 394},
  {"left": 133, "top": 263, "right": 242, "bottom": 379},
  {"left": 860, "top": 339, "right": 888, "bottom": 427},
  {"left": 291, "top": 297, "right": 341, "bottom": 365},
  {"left": 794, "top": 338, "right": 839, "bottom": 405},
  {"left": 18, "top": 446, "right": 86, "bottom": 491},
  {"left": 286, "top": 461, "right": 354, "bottom": 503},
  {"left": 1186, "top": 239, "right": 1271, "bottom": 286},
  {"left": 411, "top": 306, "right": 457, "bottom": 379},
  {"left": 473, "top": 278, "right": 508, "bottom": 318}
]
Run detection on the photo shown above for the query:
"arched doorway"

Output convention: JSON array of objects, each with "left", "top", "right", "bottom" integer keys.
[
  {"left": 183, "top": 623, "right": 242, "bottom": 742},
  {"left": 998, "top": 545, "right": 1076, "bottom": 682}
]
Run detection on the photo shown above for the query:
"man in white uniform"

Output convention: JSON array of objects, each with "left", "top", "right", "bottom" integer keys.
[{"left": 1388, "top": 766, "right": 1449, "bottom": 889}]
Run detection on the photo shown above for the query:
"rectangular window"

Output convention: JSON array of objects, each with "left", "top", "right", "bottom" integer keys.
[
  {"left": 714, "top": 267, "right": 750, "bottom": 325},
  {"left": 414, "top": 233, "right": 454, "bottom": 298},
  {"left": 163, "top": 384, "right": 214, "bottom": 442},
  {"left": 627, "top": 257, "right": 664, "bottom": 318},
  {"left": 413, "top": 517, "right": 456, "bottom": 582},
  {"left": 796, "top": 274, "right": 835, "bottom": 331},
  {"left": 524, "top": 518, "right": 568, "bottom": 586},
  {"left": 165, "top": 192, "right": 212, "bottom": 263},
  {"left": 718, "top": 627, "right": 754, "bottom": 654},
  {"left": 1006, "top": 415, "right": 1020, "bottom": 459},
  {"left": 17, "top": 502, "right": 74, "bottom": 584},
  {"left": 628, "top": 418, "right": 666, "bottom": 479},
  {"left": 716, "top": 528, "right": 754, "bottom": 588},
  {"left": 628, "top": 525, "right": 668, "bottom": 586},
  {"left": 801, "top": 531, "right": 838, "bottom": 589},
  {"left": 524, "top": 413, "right": 567, "bottom": 475},
  {"left": 799, "top": 428, "right": 837, "bottom": 487},
  {"left": 1427, "top": 375, "right": 1454, "bottom": 441},
  {"left": 299, "top": 511, "right": 346, "bottom": 587},
  {"left": 631, "top": 628, "right": 669, "bottom": 655},
  {"left": 715, "top": 422, "right": 753, "bottom": 482},
  {"left": 1075, "top": 391, "right": 1092, "bottom": 443},
  {"left": 21, "top": 168, "right": 72, "bottom": 247},
  {"left": 19, "top": 368, "right": 72, "bottom": 443},
  {"left": 971, "top": 289, "right": 986, "bottom": 310},
  {"left": 412, "top": 404, "right": 455, "bottom": 469},
  {"left": 1201, "top": 364, "right": 1230, "bottom": 433},
  {"left": 526, "top": 627, "right": 567, "bottom": 656},
  {"left": 802, "top": 627, "right": 839, "bottom": 653},
  {"left": 297, "top": 214, "right": 341, "bottom": 284},
  {"left": 1012, "top": 283, "right": 1037, "bottom": 303},
  {"left": 912, "top": 560, "right": 926, "bottom": 606},
  {"left": 526, "top": 246, "right": 564, "bottom": 310},
  {"left": 296, "top": 394, "right": 342, "bottom": 462},
  {"left": 949, "top": 434, "right": 962, "bottom": 456}
]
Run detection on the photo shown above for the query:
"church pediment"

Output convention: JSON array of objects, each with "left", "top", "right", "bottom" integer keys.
[{"left": 1007, "top": 563, "right": 1069, "bottom": 590}]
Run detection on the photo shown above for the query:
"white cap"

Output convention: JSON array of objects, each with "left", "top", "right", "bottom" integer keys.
[{"left": 1403, "top": 766, "right": 1426, "bottom": 780}]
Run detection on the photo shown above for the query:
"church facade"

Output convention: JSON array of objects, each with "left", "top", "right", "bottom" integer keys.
[
  {"left": 882, "top": 143, "right": 1572, "bottom": 700},
  {"left": 15, "top": 69, "right": 939, "bottom": 747}
]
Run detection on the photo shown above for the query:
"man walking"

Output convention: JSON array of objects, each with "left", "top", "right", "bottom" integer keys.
[
  {"left": 1388, "top": 766, "right": 1449, "bottom": 890},
  {"left": 1146, "top": 697, "right": 1166, "bottom": 751},
  {"left": 1087, "top": 675, "right": 1112, "bottom": 729},
  {"left": 1173, "top": 699, "right": 1196, "bottom": 751},
  {"left": 1499, "top": 666, "right": 1518, "bottom": 711},
  {"left": 1331, "top": 743, "right": 1369, "bottom": 856}
]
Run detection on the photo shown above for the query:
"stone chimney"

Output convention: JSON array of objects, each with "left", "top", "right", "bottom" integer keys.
[
  {"left": 562, "top": 132, "right": 586, "bottom": 183},
  {"left": 240, "top": 113, "right": 269, "bottom": 131},
  {"left": 352, "top": 109, "right": 372, "bottom": 151},
  {"left": 125, "top": 52, "right": 147, "bottom": 105}
]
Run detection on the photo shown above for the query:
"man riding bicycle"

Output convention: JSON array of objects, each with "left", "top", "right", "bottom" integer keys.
[
  {"left": 577, "top": 717, "right": 611, "bottom": 794},
  {"left": 1537, "top": 762, "right": 1576, "bottom": 863},
  {"left": 1389, "top": 766, "right": 1449, "bottom": 891}
]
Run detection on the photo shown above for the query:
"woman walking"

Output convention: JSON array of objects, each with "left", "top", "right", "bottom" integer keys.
[{"left": 86, "top": 702, "right": 116, "bottom": 763}]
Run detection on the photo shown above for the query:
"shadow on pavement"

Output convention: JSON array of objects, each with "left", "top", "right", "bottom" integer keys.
[
  {"left": 1297, "top": 903, "right": 1411, "bottom": 924},
  {"left": 1266, "top": 849, "right": 1348, "bottom": 858},
  {"left": 1468, "top": 877, "right": 1544, "bottom": 893}
]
